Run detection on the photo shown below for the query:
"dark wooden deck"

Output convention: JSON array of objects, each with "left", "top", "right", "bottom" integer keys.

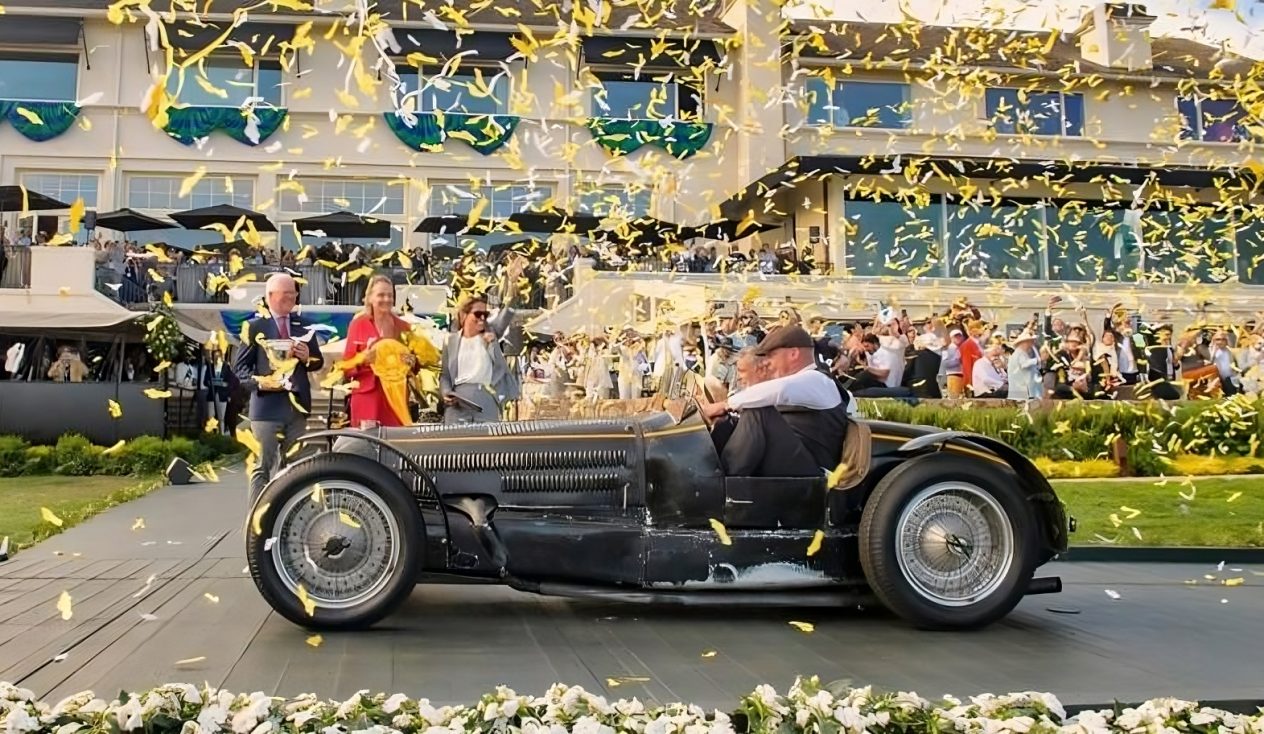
[{"left": 2, "top": 471, "right": 1262, "bottom": 708}]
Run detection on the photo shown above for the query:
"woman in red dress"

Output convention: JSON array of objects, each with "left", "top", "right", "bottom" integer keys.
[{"left": 343, "top": 274, "right": 414, "bottom": 427}]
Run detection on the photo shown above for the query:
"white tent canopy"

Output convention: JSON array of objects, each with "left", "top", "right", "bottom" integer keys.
[{"left": 0, "top": 292, "right": 141, "bottom": 332}]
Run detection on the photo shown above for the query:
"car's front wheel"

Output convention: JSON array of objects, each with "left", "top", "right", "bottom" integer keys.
[
  {"left": 246, "top": 453, "right": 422, "bottom": 630},
  {"left": 859, "top": 452, "right": 1036, "bottom": 630}
]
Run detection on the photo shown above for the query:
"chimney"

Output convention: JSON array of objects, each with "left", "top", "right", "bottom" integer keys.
[{"left": 1075, "top": 3, "right": 1155, "bottom": 71}]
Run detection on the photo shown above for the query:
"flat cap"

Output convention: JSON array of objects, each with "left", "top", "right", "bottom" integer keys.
[{"left": 754, "top": 325, "right": 814, "bottom": 355}]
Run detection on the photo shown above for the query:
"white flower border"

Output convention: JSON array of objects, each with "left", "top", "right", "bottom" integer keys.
[{"left": 3, "top": 677, "right": 1262, "bottom": 734}]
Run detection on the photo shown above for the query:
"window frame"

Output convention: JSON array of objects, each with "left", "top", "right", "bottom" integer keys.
[
  {"left": 984, "top": 87, "right": 1085, "bottom": 137},
  {"left": 277, "top": 178, "right": 407, "bottom": 217},
  {"left": 125, "top": 173, "right": 257, "bottom": 212},
  {"left": 805, "top": 77, "right": 912, "bottom": 130},
  {"left": 0, "top": 49, "right": 81, "bottom": 103},
  {"left": 575, "top": 184, "right": 653, "bottom": 217},
  {"left": 1176, "top": 94, "right": 1253, "bottom": 144},
  {"left": 399, "top": 63, "right": 512, "bottom": 116},
  {"left": 587, "top": 65, "right": 703, "bottom": 121},
  {"left": 165, "top": 53, "right": 285, "bottom": 108}
]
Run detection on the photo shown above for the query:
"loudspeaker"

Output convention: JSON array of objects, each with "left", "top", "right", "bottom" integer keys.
[
  {"left": 83, "top": 210, "right": 98, "bottom": 231},
  {"left": 165, "top": 457, "right": 193, "bottom": 485}
]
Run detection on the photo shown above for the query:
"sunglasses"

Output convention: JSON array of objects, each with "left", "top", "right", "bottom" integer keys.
[{"left": 471, "top": 310, "right": 490, "bottom": 319}]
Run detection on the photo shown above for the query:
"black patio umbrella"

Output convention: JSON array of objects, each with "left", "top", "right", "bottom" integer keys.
[
  {"left": 687, "top": 218, "right": 779, "bottom": 241},
  {"left": 429, "top": 244, "right": 467, "bottom": 259},
  {"left": 169, "top": 204, "right": 277, "bottom": 233},
  {"left": 293, "top": 211, "right": 392, "bottom": 239},
  {"left": 594, "top": 216, "right": 690, "bottom": 245},
  {"left": 0, "top": 185, "right": 69, "bottom": 213},
  {"left": 488, "top": 238, "right": 544, "bottom": 255},
  {"left": 94, "top": 207, "right": 176, "bottom": 232},
  {"left": 509, "top": 208, "right": 601, "bottom": 234},
  {"left": 414, "top": 215, "right": 498, "bottom": 235}
]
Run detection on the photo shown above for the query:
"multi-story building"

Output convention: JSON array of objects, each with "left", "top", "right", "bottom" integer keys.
[{"left": 0, "top": 0, "right": 1261, "bottom": 324}]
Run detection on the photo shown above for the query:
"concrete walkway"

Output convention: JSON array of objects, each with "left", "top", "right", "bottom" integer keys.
[{"left": 1, "top": 469, "right": 1262, "bottom": 708}]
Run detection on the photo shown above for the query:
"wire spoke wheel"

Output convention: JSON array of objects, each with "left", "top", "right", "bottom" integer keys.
[
  {"left": 894, "top": 481, "right": 1014, "bottom": 607},
  {"left": 271, "top": 479, "right": 401, "bottom": 609}
]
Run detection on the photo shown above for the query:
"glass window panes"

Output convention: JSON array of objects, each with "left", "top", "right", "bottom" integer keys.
[
  {"left": 1237, "top": 209, "right": 1264, "bottom": 285},
  {"left": 20, "top": 173, "right": 98, "bottom": 208},
  {"left": 127, "top": 175, "right": 255, "bottom": 211},
  {"left": 593, "top": 79, "right": 679, "bottom": 119},
  {"left": 1177, "top": 96, "right": 1250, "bottom": 143},
  {"left": 401, "top": 71, "right": 508, "bottom": 115},
  {"left": 167, "top": 57, "right": 283, "bottom": 107},
  {"left": 986, "top": 88, "right": 1083, "bottom": 136},
  {"left": 0, "top": 52, "right": 78, "bottom": 102},
  {"left": 1140, "top": 208, "right": 1236, "bottom": 284},
  {"left": 947, "top": 201, "right": 1043, "bottom": 279},
  {"left": 843, "top": 199, "right": 942, "bottom": 277},
  {"left": 577, "top": 186, "right": 652, "bottom": 217},
  {"left": 808, "top": 79, "right": 910, "bottom": 129},
  {"left": 428, "top": 183, "right": 553, "bottom": 218},
  {"left": 279, "top": 179, "right": 405, "bottom": 216},
  {"left": 1045, "top": 205, "right": 1139, "bottom": 282}
]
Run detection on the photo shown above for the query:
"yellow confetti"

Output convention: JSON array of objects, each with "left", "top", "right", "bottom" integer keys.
[
  {"left": 175, "top": 657, "right": 206, "bottom": 666},
  {"left": 41, "top": 507, "right": 64, "bottom": 527},
  {"left": 107, "top": 399, "right": 122, "bottom": 419},
  {"left": 788, "top": 621, "right": 815, "bottom": 633},
  {"left": 250, "top": 502, "right": 271, "bottom": 536},
  {"left": 204, "top": 593, "right": 219, "bottom": 604},
  {"left": 68, "top": 197, "right": 85, "bottom": 234},
  {"left": 103, "top": 440, "right": 126, "bottom": 454},
  {"left": 338, "top": 512, "right": 361, "bottom": 529},
  {"left": 605, "top": 676, "right": 651, "bottom": 688},
  {"left": 143, "top": 388, "right": 172, "bottom": 400},
  {"left": 806, "top": 530, "right": 824, "bottom": 557},
  {"left": 1224, "top": 578, "right": 1245, "bottom": 587},
  {"left": 204, "top": 417, "right": 219, "bottom": 433},
  {"left": 709, "top": 518, "right": 732, "bottom": 546},
  {"left": 15, "top": 106, "right": 43, "bottom": 126},
  {"left": 306, "top": 634, "right": 323, "bottom": 647},
  {"left": 131, "top": 517, "right": 145, "bottom": 531},
  {"left": 56, "top": 591, "right": 73, "bottom": 620},
  {"left": 1120, "top": 506, "right": 1141, "bottom": 520},
  {"left": 297, "top": 584, "right": 317, "bottom": 617},
  {"left": 1227, "top": 492, "right": 1242, "bottom": 503},
  {"left": 701, "top": 650, "right": 718, "bottom": 658}
]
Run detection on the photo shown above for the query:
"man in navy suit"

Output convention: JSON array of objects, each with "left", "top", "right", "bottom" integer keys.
[{"left": 233, "top": 273, "right": 325, "bottom": 501}]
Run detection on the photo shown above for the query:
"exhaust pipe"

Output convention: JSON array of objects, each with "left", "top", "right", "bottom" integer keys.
[{"left": 1026, "top": 577, "right": 1062, "bottom": 595}]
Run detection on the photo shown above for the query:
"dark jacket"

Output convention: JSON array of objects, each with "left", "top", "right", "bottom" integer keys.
[{"left": 233, "top": 314, "right": 325, "bottom": 421}]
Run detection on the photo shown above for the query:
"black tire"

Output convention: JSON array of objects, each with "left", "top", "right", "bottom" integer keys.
[
  {"left": 858, "top": 452, "right": 1037, "bottom": 630},
  {"left": 246, "top": 453, "right": 423, "bottom": 630}
]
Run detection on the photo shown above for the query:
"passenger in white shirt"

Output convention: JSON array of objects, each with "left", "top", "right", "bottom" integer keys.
[{"left": 971, "top": 346, "right": 1009, "bottom": 398}]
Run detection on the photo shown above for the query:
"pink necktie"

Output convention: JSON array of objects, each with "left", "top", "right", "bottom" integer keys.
[{"left": 277, "top": 318, "right": 289, "bottom": 339}]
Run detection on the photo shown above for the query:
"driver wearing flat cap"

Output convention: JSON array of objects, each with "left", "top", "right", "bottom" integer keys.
[{"left": 701, "top": 325, "right": 852, "bottom": 477}]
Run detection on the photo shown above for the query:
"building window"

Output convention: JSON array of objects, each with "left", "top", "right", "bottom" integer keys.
[
  {"left": 946, "top": 201, "right": 1044, "bottom": 280},
  {"left": 0, "top": 52, "right": 78, "bottom": 102},
  {"left": 20, "top": 173, "right": 98, "bottom": 208},
  {"left": 576, "top": 185, "right": 652, "bottom": 217},
  {"left": 428, "top": 183, "right": 552, "bottom": 218},
  {"left": 1237, "top": 209, "right": 1264, "bottom": 285},
  {"left": 986, "top": 88, "right": 1084, "bottom": 136},
  {"left": 1140, "top": 208, "right": 1236, "bottom": 284},
  {"left": 279, "top": 179, "right": 406, "bottom": 216},
  {"left": 400, "top": 69, "right": 509, "bottom": 115},
  {"left": 842, "top": 199, "right": 941, "bottom": 277},
  {"left": 127, "top": 175, "right": 255, "bottom": 211},
  {"left": 166, "top": 57, "right": 283, "bottom": 108},
  {"left": 1045, "top": 206, "right": 1141, "bottom": 282},
  {"left": 590, "top": 70, "right": 701, "bottom": 120},
  {"left": 1177, "top": 96, "right": 1251, "bottom": 143},
  {"left": 806, "top": 78, "right": 910, "bottom": 129}
]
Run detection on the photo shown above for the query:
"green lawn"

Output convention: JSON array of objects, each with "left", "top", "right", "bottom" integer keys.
[
  {"left": 0, "top": 475, "right": 160, "bottom": 550},
  {"left": 1052, "top": 477, "right": 1264, "bottom": 547}
]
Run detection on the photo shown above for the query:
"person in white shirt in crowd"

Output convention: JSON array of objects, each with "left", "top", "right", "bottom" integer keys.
[
  {"left": 701, "top": 327, "right": 857, "bottom": 418},
  {"left": 615, "top": 327, "right": 647, "bottom": 400},
  {"left": 857, "top": 317, "right": 909, "bottom": 390},
  {"left": 581, "top": 335, "right": 614, "bottom": 401},
  {"left": 971, "top": 345, "right": 1009, "bottom": 398},
  {"left": 1209, "top": 330, "right": 1240, "bottom": 396},
  {"left": 1007, "top": 331, "right": 1043, "bottom": 401}
]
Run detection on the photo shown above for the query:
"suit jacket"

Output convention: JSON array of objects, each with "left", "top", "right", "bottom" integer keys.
[
  {"left": 233, "top": 314, "right": 326, "bottom": 421},
  {"left": 439, "top": 331, "right": 519, "bottom": 404}
]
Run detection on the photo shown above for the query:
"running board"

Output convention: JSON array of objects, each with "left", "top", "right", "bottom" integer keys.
[
  {"left": 516, "top": 580, "right": 875, "bottom": 608},
  {"left": 1026, "top": 576, "right": 1062, "bottom": 595}
]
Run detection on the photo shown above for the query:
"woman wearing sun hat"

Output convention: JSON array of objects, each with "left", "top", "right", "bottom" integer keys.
[{"left": 1007, "top": 330, "right": 1043, "bottom": 401}]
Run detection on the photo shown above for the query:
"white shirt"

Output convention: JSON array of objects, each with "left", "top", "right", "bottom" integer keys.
[
  {"left": 5, "top": 343, "right": 25, "bottom": 373},
  {"left": 1210, "top": 346, "right": 1235, "bottom": 380},
  {"left": 972, "top": 359, "right": 1008, "bottom": 395},
  {"left": 455, "top": 336, "right": 494, "bottom": 387},
  {"left": 869, "top": 335, "right": 908, "bottom": 388},
  {"left": 728, "top": 363, "right": 857, "bottom": 416}
]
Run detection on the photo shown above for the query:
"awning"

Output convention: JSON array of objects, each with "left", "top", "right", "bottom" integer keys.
[
  {"left": 0, "top": 292, "right": 142, "bottom": 332},
  {"left": 0, "top": 17, "right": 82, "bottom": 46},
  {"left": 156, "top": 21, "right": 296, "bottom": 53},
  {"left": 582, "top": 36, "right": 722, "bottom": 68},
  {"left": 719, "top": 155, "right": 1257, "bottom": 221},
  {"left": 391, "top": 29, "right": 515, "bottom": 61}
]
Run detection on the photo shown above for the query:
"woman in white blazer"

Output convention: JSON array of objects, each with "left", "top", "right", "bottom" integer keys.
[{"left": 1007, "top": 331, "right": 1043, "bottom": 401}]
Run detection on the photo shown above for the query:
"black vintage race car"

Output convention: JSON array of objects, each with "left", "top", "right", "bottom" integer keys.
[{"left": 246, "top": 409, "right": 1070, "bottom": 631}]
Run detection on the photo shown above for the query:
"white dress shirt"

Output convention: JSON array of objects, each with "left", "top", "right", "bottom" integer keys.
[
  {"left": 727, "top": 364, "right": 857, "bottom": 416},
  {"left": 455, "top": 336, "right": 494, "bottom": 387},
  {"left": 971, "top": 359, "right": 1008, "bottom": 395},
  {"left": 869, "top": 335, "right": 908, "bottom": 388}
]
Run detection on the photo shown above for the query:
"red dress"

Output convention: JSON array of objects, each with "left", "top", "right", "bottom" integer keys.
[{"left": 343, "top": 314, "right": 411, "bottom": 427}]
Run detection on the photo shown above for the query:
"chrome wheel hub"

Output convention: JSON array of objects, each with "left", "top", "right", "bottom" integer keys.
[
  {"left": 894, "top": 482, "right": 1014, "bottom": 606},
  {"left": 271, "top": 480, "right": 400, "bottom": 609}
]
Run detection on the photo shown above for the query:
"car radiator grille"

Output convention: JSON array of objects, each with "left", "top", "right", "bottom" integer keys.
[
  {"left": 500, "top": 470, "right": 623, "bottom": 494},
  {"left": 407, "top": 449, "right": 628, "bottom": 472}
]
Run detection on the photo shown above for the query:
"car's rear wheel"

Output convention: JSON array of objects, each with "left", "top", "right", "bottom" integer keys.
[
  {"left": 246, "top": 453, "right": 422, "bottom": 630},
  {"left": 859, "top": 452, "right": 1036, "bottom": 629}
]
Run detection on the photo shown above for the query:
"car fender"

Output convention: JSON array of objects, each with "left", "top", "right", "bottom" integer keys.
[{"left": 895, "top": 431, "right": 1069, "bottom": 556}]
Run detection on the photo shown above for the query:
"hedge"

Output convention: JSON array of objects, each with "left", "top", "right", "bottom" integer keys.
[
  {"left": 0, "top": 677, "right": 1259, "bottom": 734},
  {"left": 0, "top": 433, "right": 243, "bottom": 478},
  {"left": 858, "top": 395, "right": 1264, "bottom": 476}
]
